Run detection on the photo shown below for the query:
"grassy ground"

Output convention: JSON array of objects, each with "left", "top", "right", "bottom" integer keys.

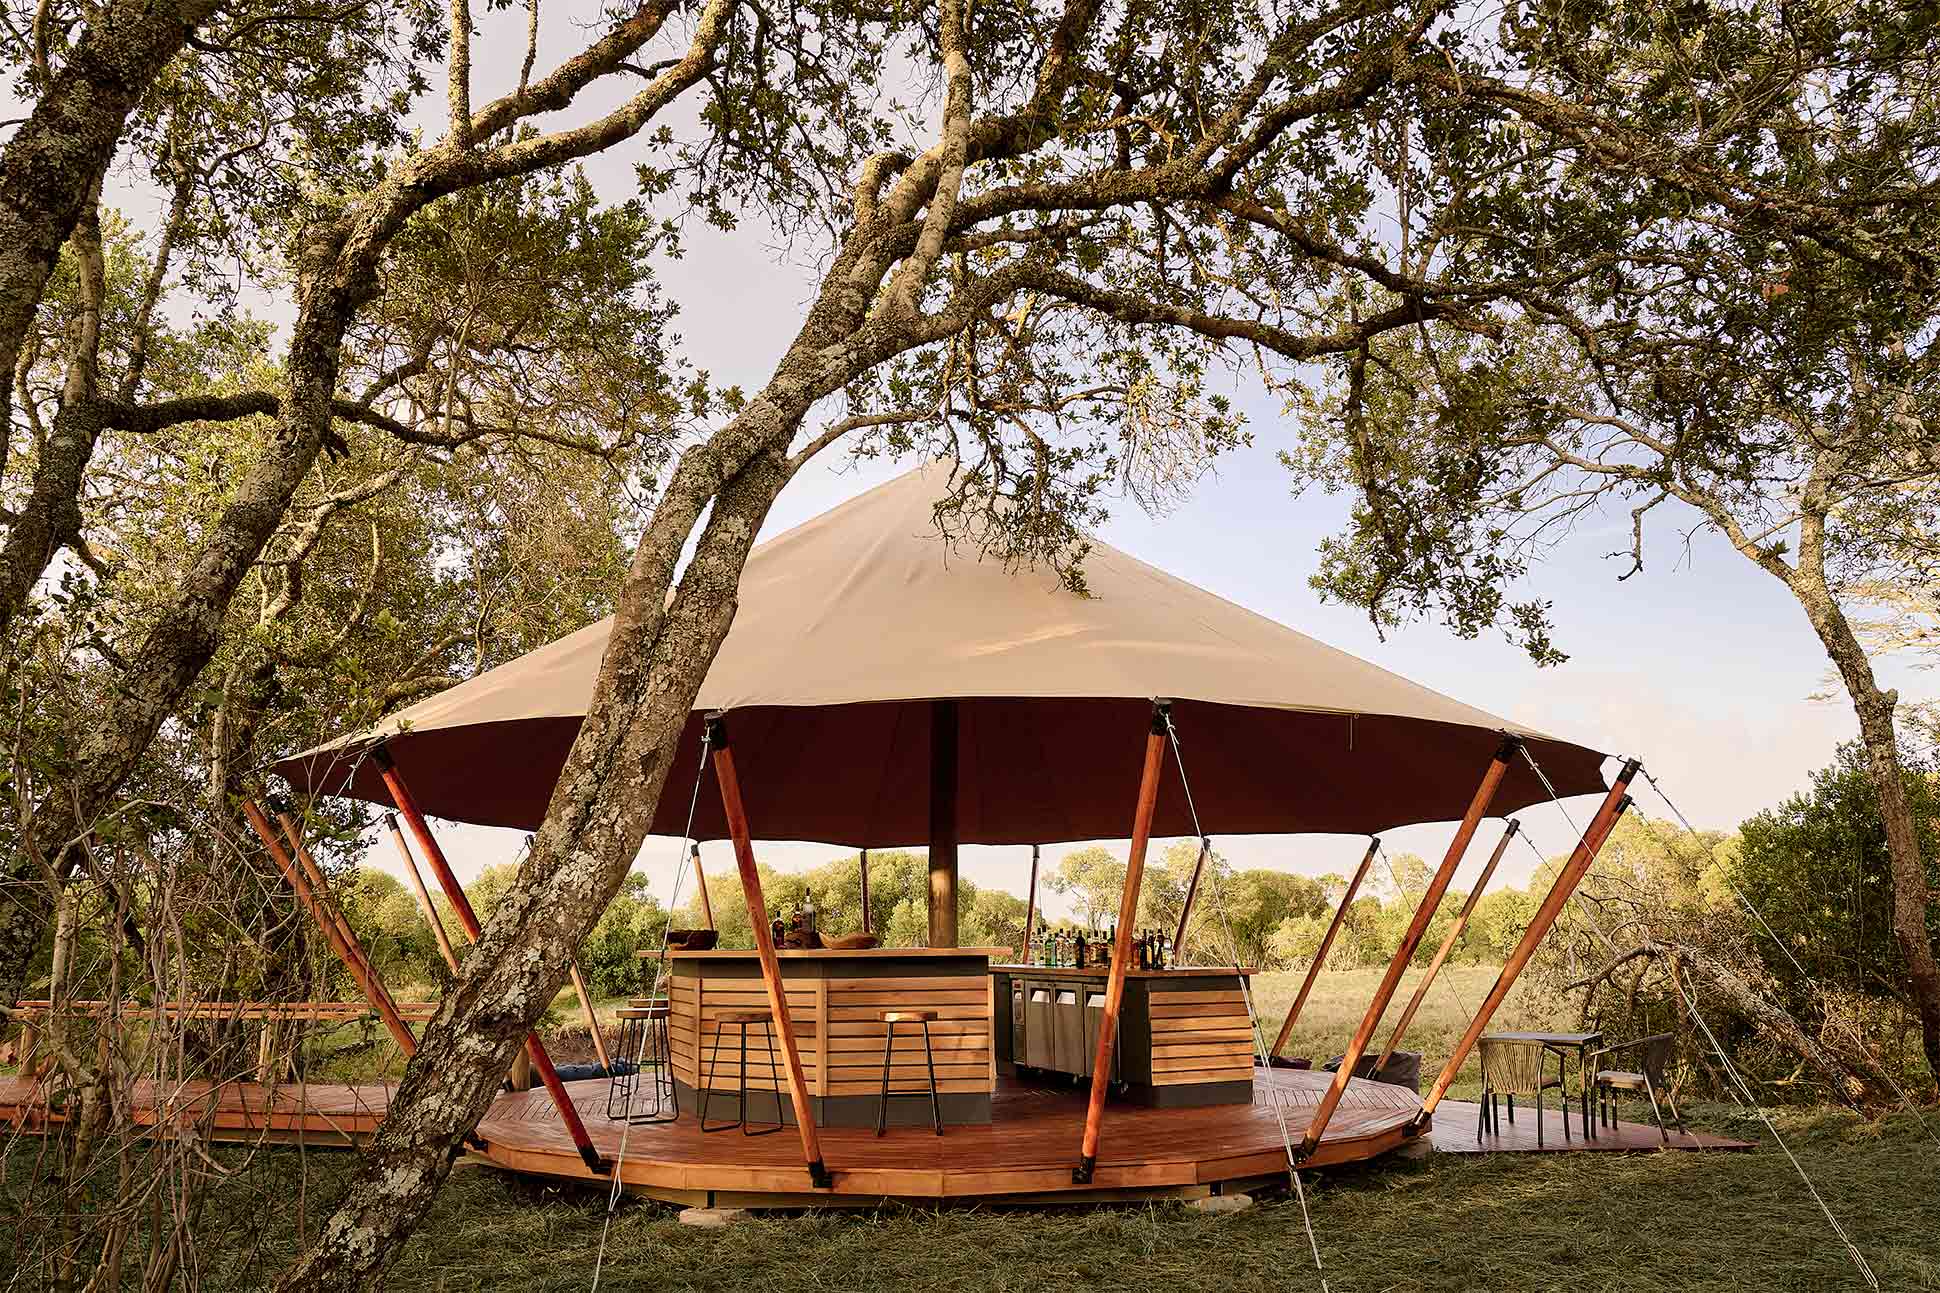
[{"left": 12, "top": 967, "right": 1938, "bottom": 1291}]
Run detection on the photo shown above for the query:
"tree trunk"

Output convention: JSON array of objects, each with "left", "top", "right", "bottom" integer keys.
[
  {"left": 0, "top": 280, "right": 355, "bottom": 1009},
  {"left": 0, "top": 0, "right": 220, "bottom": 426},
  {"left": 274, "top": 433, "right": 800, "bottom": 1292},
  {"left": 1791, "top": 567, "right": 1940, "bottom": 1090}
]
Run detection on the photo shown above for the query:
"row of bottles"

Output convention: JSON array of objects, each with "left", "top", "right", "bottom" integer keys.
[{"left": 1035, "top": 927, "right": 1176, "bottom": 969}]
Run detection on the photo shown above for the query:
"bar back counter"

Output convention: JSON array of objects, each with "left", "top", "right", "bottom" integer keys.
[
  {"left": 666, "top": 948, "right": 1007, "bottom": 1128},
  {"left": 991, "top": 965, "right": 1256, "bottom": 1107}
]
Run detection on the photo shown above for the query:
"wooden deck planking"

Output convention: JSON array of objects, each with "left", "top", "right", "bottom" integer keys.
[{"left": 0, "top": 1068, "right": 1751, "bottom": 1205}]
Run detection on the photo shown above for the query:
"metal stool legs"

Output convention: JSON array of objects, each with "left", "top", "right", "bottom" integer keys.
[
  {"left": 699, "top": 1013, "right": 783, "bottom": 1136},
  {"left": 606, "top": 1004, "right": 676, "bottom": 1124},
  {"left": 875, "top": 1011, "right": 942, "bottom": 1137}
]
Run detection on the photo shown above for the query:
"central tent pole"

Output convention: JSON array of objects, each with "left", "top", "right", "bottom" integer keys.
[
  {"left": 1022, "top": 844, "right": 1040, "bottom": 964},
  {"left": 857, "top": 848, "right": 870, "bottom": 932},
  {"left": 1074, "top": 701, "right": 1169, "bottom": 1184},
  {"left": 1270, "top": 838, "right": 1379, "bottom": 1057},
  {"left": 707, "top": 714, "right": 832, "bottom": 1189},
  {"left": 1375, "top": 818, "right": 1519, "bottom": 1072},
  {"left": 370, "top": 745, "right": 607, "bottom": 1175},
  {"left": 1294, "top": 735, "right": 1520, "bottom": 1161},
  {"left": 1170, "top": 837, "right": 1211, "bottom": 967},
  {"left": 1416, "top": 760, "right": 1640, "bottom": 1124},
  {"left": 928, "top": 699, "right": 960, "bottom": 947}
]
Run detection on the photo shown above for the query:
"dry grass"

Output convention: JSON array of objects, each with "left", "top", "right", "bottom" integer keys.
[
  {"left": 68, "top": 1104, "right": 1932, "bottom": 1293},
  {"left": 14, "top": 968, "right": 1937, "bottom": 1292}
]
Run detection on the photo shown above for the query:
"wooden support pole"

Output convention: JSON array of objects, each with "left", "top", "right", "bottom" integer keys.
[
  {"left": 691, "top": 842, "right": 715, "bottom": 930},
  {"left": 242, "top": 801, "right": 417, "bottom": 1057},
  {"left": 1022, "top": 844, "right": 1040, "bottom": 965},
  {"left": 707, "top": 714, "right": 832, "bottom": 1189},
  {"left": 275, "top": 812, "right": 408, "bottom": 1027},
  {"left": 1294, "top": 735, "right": 1521, "bottom": 1160},
  {"left": 928, "top": 698, "right": 959, "bottom": 948},
  {"left": 857, "top": 848, "right": 870, "bottom": 933},
  {"left": 385, "top": 813, "right": 459, "bottom": 974},
  {"left": 1271, "top": 838, "right": 1379, "bottom": 1056},
  {"left": 369, "top": 745, "right": 607, "bottom": 1175},
  {"left": 1376, "top": 819, "right": 1520, "bottom": 1071},
  {"left": 1074, "top": 702, "right": 1169, "bottom": 1184},
  {"left": 1417, "top": 762, "right": 1640, "bottom": 1123},
  {"left": 567, "top": 960, "right": 613, "bottom": 1073},
  {"left": 1171, "top": 837, "right": 1210, "bottom": 967}
]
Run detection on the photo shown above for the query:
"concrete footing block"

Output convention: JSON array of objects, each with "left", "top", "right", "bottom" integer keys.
[
  {"left": 1187, "top": 1192, "right": 1254, "bottom": 1214},
  {"left": 679, "top": 1206, "right": 751, "bottom": 1228}
]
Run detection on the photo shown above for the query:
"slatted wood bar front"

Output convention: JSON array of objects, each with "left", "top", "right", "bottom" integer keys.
[
  {"left": 666, "top": 948, "right": 1005, "bottom": 1128},
  {"left": 991, "top": 965, "right": 1256, "bottom": 1106}
]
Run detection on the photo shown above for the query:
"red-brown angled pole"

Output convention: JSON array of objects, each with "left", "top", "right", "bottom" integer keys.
[
  {"left": 1271, "top": 837, "right": 1379, "bottom": 1057},
  {"left": 243, "top": 801, "right": 417, "bottom": 1057},
  {"left": 275, "top": 810, "right": 415, "bottom": 1033},
  {"left": 708, "top": 714, "right": 832, "bottom": 1189},
  {"left": 691, "top": 842, "right": 716, "bottom": 930},
  {"left": 370, "top": 744, "right": 607, "bottom": 1175},
  {"left": 1416, "top": 760, "right": 1640, "bottom": 1124},
  {"left": 1295, "top": 734, "right": 1521, "bottom": 1162},
  {"left": 386, "top": 813, "right": 460, "bottom": 974},
  {"left": 1074, "top": 702, "right": 1169, "bottom": 1184},
  {"left": 1376, "top": 818, "right": 1520, "bottom": 1072}
]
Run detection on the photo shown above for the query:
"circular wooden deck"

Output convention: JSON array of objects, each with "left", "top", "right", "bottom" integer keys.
[{"left": 473, "top": 1068, "right": 1424, "bottom": 1206}]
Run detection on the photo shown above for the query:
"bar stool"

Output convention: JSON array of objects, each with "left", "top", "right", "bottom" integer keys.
[
  {"left": 606, "top": 1002, "right": 676, "bottom": 1124},
  {"left": 875, "top": 1009, "right": 941, "bottom": 1137},
  {"left": 699, "top": 1008, "right": 783, "bottom": 1135}
]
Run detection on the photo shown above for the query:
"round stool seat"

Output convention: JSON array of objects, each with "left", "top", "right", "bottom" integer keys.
[
  {"left": 616, "top": 1006, "right": 668, "bottom": 1020},
  {"left": 880, "top": 1009, "right": 937, "bottom": 1023},
  {"left": 717, "top": 1009, "right": 772, "bottom": 1024},
  {"left": 628, "top": 997, "right": 669, "bottom": 1008}
]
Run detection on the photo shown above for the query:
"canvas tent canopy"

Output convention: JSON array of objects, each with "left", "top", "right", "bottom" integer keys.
[{"left": 274, "top": 463, "right": 1610, "bottom": 844}]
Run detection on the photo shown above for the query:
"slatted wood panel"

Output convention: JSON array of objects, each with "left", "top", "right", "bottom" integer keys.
[
  {"left": 669, "top": 976, "right": 819, "bottom": 1094},
  {"left": 1147, "top": 988, "right": 1253, "bottom": 1086},
  {"left": 823, "top": 976, "right": 994, "bottom": 1096}
]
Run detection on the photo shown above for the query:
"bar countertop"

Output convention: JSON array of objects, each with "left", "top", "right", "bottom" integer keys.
[
  {"left": 991, "top": 963, "right": 1256, "bottom": 979},
  {"left": 653, "top": 946, "right": 1010, "bottom": 959}
]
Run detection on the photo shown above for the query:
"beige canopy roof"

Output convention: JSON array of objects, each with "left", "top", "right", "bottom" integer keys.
[{"left": 275, "top": 462, "right": 1610, "bottom": 843}]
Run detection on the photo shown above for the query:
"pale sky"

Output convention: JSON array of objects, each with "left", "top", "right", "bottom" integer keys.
[{"left": 89, "top": 4, "right": 1925, "bottom": 922}]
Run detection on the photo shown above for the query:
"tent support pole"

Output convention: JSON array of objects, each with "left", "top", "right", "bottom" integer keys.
[
  {"left": 1170, "top": 837, "right": 1210, "bottom": 967},
  {"left": 370, "top": 745, "right": 607, "bottom": 1175},
  {"left": 1022, "top": 844, "right": 1040, "bottom": 965},
  {"left": 1294, "top": 735, "right": 1521, "bottom": 1161},
  {"left": 691, "top": 842, "right": 715, "bottom": 930},
  {"left": 1375, "top": 819, "right": 1520, "bottom": 1071},
  {"left": 567, "top": 960, "right": 612, "bottom": 1072},
  {"left": 928, "top": 698, "right": 959, "bottom": 948},
  {"left": 1415, "top": 762, "right": 1640, "bottom": 1125},
  {"left": 858, "top": 848, "right": 870, "bottom": 933},
  {"left": 386, "top": 813, "right": 459, "bottom": 974},
  {"left": 242, "top": 802, "right": 416, "bottom": 1056},
  {"left": 1074, "top": 702, "right": 1169, "bottom": 1184},
  {"left": 1271, "top": 838, "right": 1379, "bottom": 1057},
  {"left": 708, "top": 714, "right": 832, "bottom": 1189}
]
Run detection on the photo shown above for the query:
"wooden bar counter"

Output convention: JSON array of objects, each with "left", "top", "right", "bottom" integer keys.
[
  {"left": 664, "top": 948, "right": 1007, "bottom": 1128},
  {"left": 991, "top": 965, "right": 1256, "bottom": 1107}
]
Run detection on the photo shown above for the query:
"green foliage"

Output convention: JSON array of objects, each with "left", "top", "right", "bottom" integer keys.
[{"left": 1733, "top": 743, "right": 1940, "bottom": 999}]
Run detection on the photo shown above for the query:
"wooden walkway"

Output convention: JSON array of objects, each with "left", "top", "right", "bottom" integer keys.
[
  {"left": 0, "top": 1069, "right": 1750, "bottom": 1207},
  {"left": 1432, "top": 1100, "right": 1752, "bottom": 1154}
]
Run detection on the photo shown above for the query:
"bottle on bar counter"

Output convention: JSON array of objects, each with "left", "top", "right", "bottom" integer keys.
[{"left": 1074, "top": 928, "right": 1087, "bottom": 968}]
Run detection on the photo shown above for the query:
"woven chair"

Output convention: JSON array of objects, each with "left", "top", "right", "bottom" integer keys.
[
  {"left": 1589, "top": 1032, "right": 1685, "bottom": 1143},
  {"left": 1477, "top": 1037, "right": 1570, "bottom": 1146}
]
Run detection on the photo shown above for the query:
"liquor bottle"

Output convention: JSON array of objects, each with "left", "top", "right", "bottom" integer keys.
[
  {"left": 801, "top": 888, "right": 817, "bottom": 936},
  {"left": 1074, "top": 929, "right": 1087, "bottom": 968}
]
